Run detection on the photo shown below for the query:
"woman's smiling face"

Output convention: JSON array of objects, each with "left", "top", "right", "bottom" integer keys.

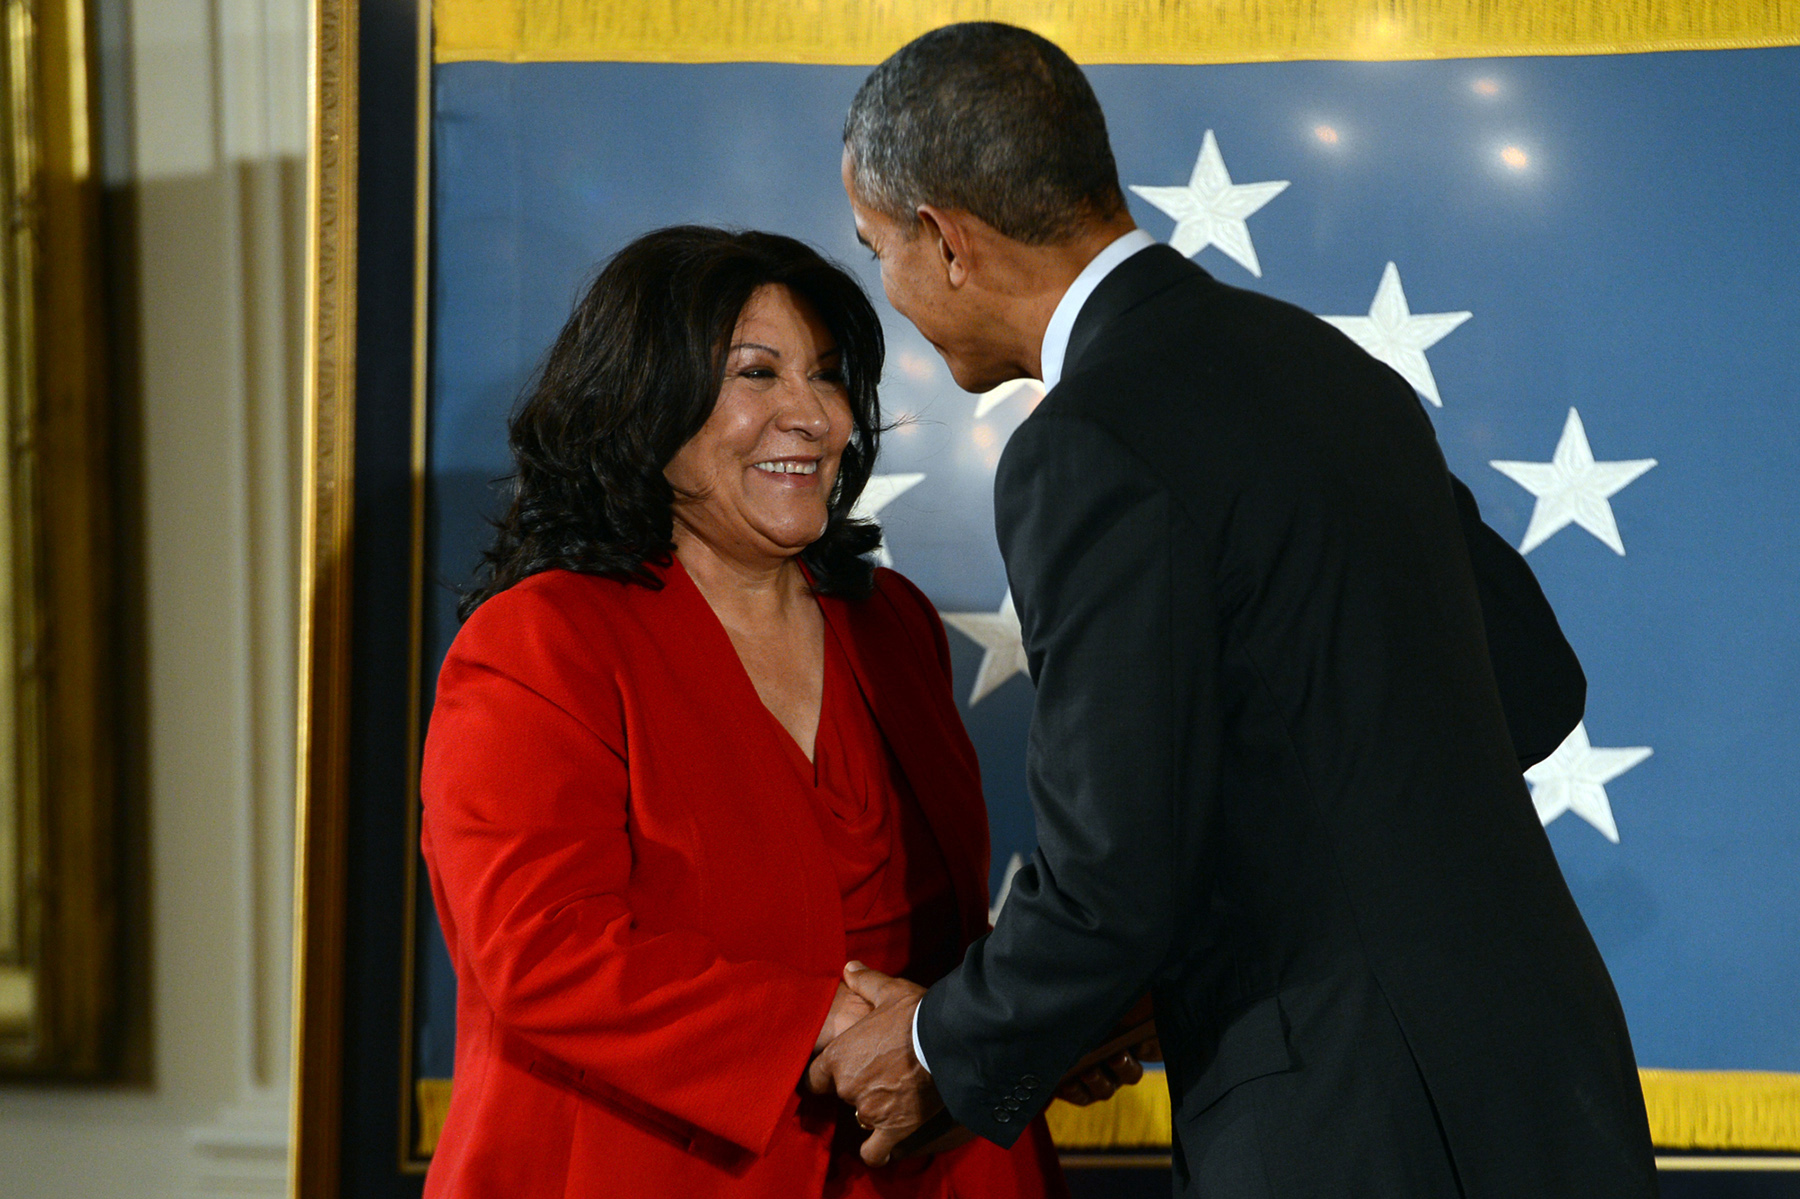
[{"left": 664, "top": 283, "right": 854, "bottom": 567}]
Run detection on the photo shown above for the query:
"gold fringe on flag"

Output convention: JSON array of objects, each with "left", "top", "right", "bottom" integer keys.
[
  {"left": 1045, "top": 1068, "right": 1800, "bottom": 1154},
  {"left": 415, "top": 1068, "right": 1800, "bottom": 1156},
  {"left": 435, "top": 0, "right": 1800, "bottom": 65},
  {"left": 1641, "top": 1069, "right": 1800, "bottom": 1153},
  {"left": 416, "top": 1078, "right": 454, "bottom": 1157}
]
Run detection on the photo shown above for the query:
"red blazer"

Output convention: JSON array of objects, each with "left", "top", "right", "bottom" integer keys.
[{"left": 420, "top": 561, "right": 1064, "bottom": 1197}]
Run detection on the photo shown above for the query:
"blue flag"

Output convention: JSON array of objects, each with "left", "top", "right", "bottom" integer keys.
[{"left": 417, "top": 42, "right": 1800, "bottom": 1154}]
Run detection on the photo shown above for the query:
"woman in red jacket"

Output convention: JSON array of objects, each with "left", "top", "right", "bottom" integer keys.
[{"left": 420, "top": 227, "right": 1068, "bottom": 1198}]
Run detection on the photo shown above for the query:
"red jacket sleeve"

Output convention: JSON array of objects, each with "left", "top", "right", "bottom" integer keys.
[
  {"left": 420, "top": 583, "right": 838, "bottom": 1156},
  {"left": 875, "top": 567, "right": 958, "bottom": 687}
]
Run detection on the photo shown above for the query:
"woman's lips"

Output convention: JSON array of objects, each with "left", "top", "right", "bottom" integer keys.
[{"left": 750, "top": 458, "right": 823, "bottom": 487}]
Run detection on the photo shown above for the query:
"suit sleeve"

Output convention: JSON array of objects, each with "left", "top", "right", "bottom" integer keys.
[
  {"left": 917, "top": 413, "right": 1194, "bottom": 1146},
  {"left": 1452, "top": 474, "right": 1587, "bottom": 768},
  {"left": 419, "top": 588, "right": 837, "bottom": 1157}
]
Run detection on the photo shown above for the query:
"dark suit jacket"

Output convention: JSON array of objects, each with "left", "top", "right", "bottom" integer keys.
[{"left": 916, "top": 247, "right": 1658, "bottom": 1197}]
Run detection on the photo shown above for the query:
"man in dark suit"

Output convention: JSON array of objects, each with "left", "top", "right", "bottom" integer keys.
[{"left": 809, "top": 22, "right": 1659, "bottom": 1197}]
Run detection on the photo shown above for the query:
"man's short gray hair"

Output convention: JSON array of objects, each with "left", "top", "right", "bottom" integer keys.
[{"left": 843, "top": 23, "right": 1127, "bottom": 245}]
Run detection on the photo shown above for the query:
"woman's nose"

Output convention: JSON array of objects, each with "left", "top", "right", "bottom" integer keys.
[{"left": 777, "top": 376, "right": 833, "bottom": 437}]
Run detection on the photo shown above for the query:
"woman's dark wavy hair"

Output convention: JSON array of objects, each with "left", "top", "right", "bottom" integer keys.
[{"left": 461, "top": 226, "right": 887, "bottom": 618}]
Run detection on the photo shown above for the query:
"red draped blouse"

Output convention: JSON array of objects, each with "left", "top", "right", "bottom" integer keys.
[{"left": 787, "top": 618, "right": 1055, "bottom": 1197}]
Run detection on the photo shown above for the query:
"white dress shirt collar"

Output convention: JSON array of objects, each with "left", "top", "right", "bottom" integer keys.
[{"left": 1038, "top": 228, "right": 1158, "bottom": 391}]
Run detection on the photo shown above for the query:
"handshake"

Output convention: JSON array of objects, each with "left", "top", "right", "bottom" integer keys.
[{"left": 805, "top": 961, "right": 1159, "bottom": 1166}]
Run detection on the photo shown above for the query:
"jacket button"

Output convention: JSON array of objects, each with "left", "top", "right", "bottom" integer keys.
[
  {"left": 1021, "top": 1075, "right": 1041, "bottom": 1088},
  {"left": 993, "top": 1108, "right": 1012, "bottom": 1123}
]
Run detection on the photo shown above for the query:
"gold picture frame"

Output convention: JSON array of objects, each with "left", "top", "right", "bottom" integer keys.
[
  {"left": 0, "top": 0, "right": 119, "bottom": 1078},
  {"left": 290, "top": 0, "right": 357, "bottom": 1183}
]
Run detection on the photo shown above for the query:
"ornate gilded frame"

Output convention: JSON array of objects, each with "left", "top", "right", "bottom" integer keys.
[
  {"left": 0, "top": 0, "right": 118, "bottom": 1079},
  {"left": 290, "top": 0, "right": 353, "bottom": 1182},
  {"left": 293, "top": 0, "right": 430, "bottom": 1192},
  {"left": 291, "top": 0, "right": 358, "bottom": 1184}
]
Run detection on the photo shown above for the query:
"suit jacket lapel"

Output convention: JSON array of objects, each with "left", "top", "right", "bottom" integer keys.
[{"left": 819, "top": 589, "right": 992, "bottom": 945}]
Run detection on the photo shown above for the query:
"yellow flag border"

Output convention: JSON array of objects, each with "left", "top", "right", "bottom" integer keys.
[
  {"left": 416, "top": 1068, "right": 1800, "bottom": 1158},
  {"left": 434, "top": 0, "right": 1800, "bottom": 65},
  {"left": 1042, "top": 1068, "right": 1800, "bottom": 1157}
]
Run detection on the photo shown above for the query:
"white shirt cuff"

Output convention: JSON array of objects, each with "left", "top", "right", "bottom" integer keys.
[{"left": 911, "top": 1002, "right": 931, "bottom": 1075}]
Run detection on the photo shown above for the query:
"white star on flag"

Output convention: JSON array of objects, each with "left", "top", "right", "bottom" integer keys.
[
  {"left": 1490, "top": 408, "right": 1657, "bottom": 555},
  {"left": 941, "top": 591, "right": 1030, "bottom": 705},
  {"left": 975, "top": 378, "right": 1045, "bottom": 419},
  {"left": 1128, "top": 130, "right": 1289, "bottom": 277},
  {"left": 1320, "top": 262, "right": 1472, "bottom": 407},
  {"left": 1524, "top": 722, "right": 1652, "bottom": 844},
  {"left": 851, "top": 473, "right": 925, "bottom": 566}
]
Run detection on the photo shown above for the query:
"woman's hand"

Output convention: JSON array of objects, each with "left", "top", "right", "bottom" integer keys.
[{"left": 814, "top": 979, "right": 875, "bottom": 1055}]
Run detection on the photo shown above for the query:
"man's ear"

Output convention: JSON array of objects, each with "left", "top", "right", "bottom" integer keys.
[{"left": 916, "top": 204, "right": 974, "bottom": 288}]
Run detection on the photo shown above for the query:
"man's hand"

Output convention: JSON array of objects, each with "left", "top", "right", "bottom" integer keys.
[
  {"left": 1055, "top": 1048, "right": 1142, "bottom": 1106},
  {"left": 805, "top": 961, "right": 941, "bottom": 1165},
  {"left": 1055, "top": 1036, "right": 1160, "bottom": 1106},
  {"left": 814, "top": 980, "right": 875, "bottom": 1055}
]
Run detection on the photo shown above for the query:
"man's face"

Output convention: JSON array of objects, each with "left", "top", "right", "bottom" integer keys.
[{"left": 842, "top": 151, "right": 1015, "bottom": 392}]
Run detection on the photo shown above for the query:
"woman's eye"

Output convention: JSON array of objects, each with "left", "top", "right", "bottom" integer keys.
[
  {"left": 739, "top": 367, "right": 776, "bottom": 380},
  {"left": 814, "top": 369, "right": 847, "bottom": 385}
]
